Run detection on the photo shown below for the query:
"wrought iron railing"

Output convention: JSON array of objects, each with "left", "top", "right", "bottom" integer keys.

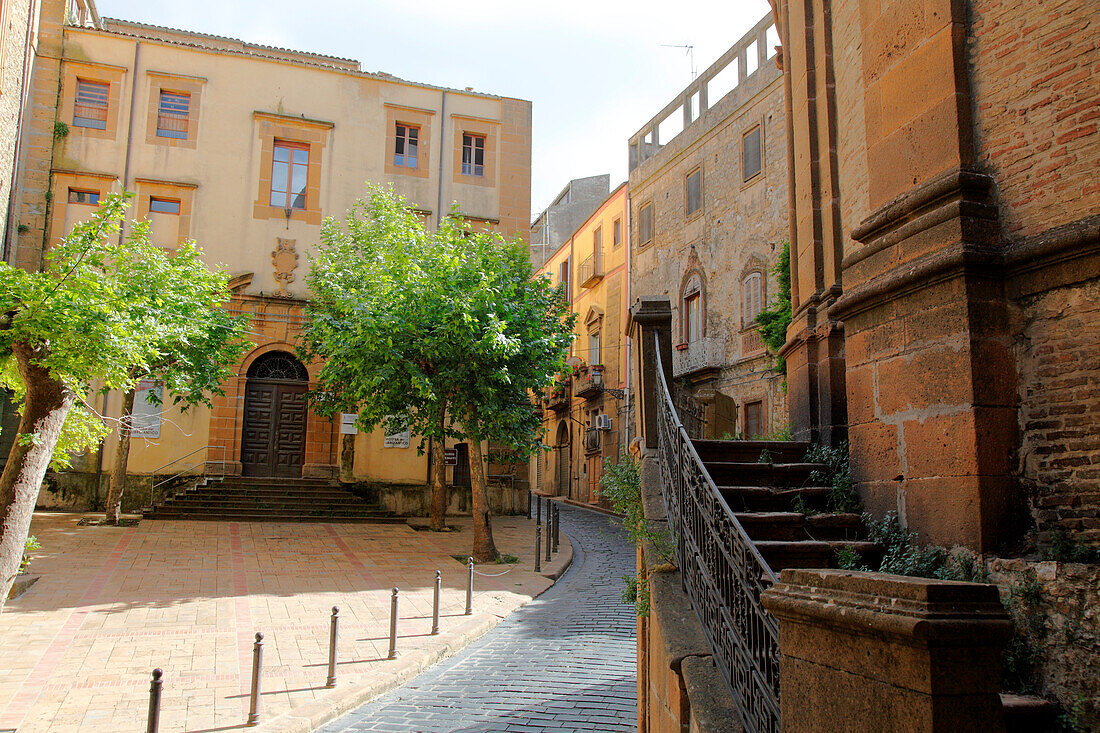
[
  {"left": 655, "top": 336, "right": 781, "bottom": 733},
  {"left": 672, "top": 382, "right": 707, "bottom": 439},
  {"left": 579, "top": 249, "right": 603, "bottom": 286},
  {"left": 673, "top": 337, "right": 726, "bottom": 378},
  {"left": 583, "top": 426, "right": 602, "bottom": 454}
]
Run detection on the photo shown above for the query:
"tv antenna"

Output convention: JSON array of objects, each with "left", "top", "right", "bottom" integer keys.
[{"left": 660, "top": 43, "right": 696, "bottom": 80}]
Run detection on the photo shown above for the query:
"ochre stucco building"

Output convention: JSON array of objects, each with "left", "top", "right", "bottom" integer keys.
[
  {"left": 6, "top": 0, "right": 532, "bottom": 510},
  {"left": 533, "top": 182, "right": 630, "bottom": 508}
]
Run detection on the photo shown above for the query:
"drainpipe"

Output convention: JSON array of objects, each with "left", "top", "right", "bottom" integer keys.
[
  {"left": 435, "top": 90, "right": 447, "bottom": 228},
  {"left": 3, "top": 0, "right": 41, "bottom": 264},
  {"left": 118, "top": 38, "right": 141, "bottom": 242},
  {"left": 624, "top": 190, "right": 632, "bottom": 445}
]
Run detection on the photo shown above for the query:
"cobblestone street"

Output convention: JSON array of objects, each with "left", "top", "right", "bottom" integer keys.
[{"left": 320, "top": 503, "right": 637, "bottom": 733}]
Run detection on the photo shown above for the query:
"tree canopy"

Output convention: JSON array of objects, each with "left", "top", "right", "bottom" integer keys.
[{"left": 302, "top": 185, "right": 575, "bottom": 557}]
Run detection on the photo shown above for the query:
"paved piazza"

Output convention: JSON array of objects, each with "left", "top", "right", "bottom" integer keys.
[
  {"left": 321, "top": 503, "right": 637, "bottom": 733},
  {"left": 0, "top": 511, "right": 571, "bottom": 732}
]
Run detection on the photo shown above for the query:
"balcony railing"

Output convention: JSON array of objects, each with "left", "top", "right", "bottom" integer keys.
[
  {"left": 574, "top": 366, "right": 604, "bottom": 399},
  {"left": 655, "top": 334, "right": 780, "bottom": 733},
  {"left": 545, "top": 380, "right": 570, "bottom": 412},
  {"left": 673, "top": 337, "right": 726, "bottom": 378},
  {"left": 583, "top": 427, "right": 601, "bottom": 454},
  {"left": 578, "top": 250, "right": 603, "bottom": 288}
]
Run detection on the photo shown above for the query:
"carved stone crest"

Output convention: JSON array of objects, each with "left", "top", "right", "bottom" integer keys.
[{"left": 272, "top": 238, "right": 298, "bottom": 297}]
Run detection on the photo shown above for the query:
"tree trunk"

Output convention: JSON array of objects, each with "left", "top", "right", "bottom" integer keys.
[
  {"left": 105, "top": 387, "right": 136, "bottom": 524},
  {"left": 0, "top": 342, "right": 77, "bottom": 612},
  {"left": 468, "top": 436, "right": 497, "bottom": 562},
  {"left": 428, "top": 401, "right": 448, "bottom": 531}
]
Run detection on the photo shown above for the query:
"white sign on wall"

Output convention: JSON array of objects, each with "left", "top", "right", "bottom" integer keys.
[
  {"left": 339, "top": 413, "right": 359, "bottom": 435},
  {"left": 383, "top": 414, "right": 410, "bottom": 448}
]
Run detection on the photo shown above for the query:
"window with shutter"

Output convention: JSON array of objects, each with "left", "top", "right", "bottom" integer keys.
[{"left": 73, "top": 79, "right": 109, "bottom": 129}]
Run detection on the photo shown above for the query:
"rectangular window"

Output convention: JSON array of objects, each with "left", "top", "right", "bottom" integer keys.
[
  {"left": 593, "top": 227, "right": 602, "bottom": 268},
  {"left": 685, "top": 293, "right": 701, "bottom": 342},
  {"left": 270, "top": 141, "right": 309, "bottom": 209},
  {"left": 589, "top": 331, "right": 601, "bottom": 365},
  {"left": 743, "top": 125, "right": 763, "bottom": 182},
  {"left": 686, "top": 167, "right": 702, "bottom": 216},
  {"left": 745, "top": 400, "right": 763, "bottom": 438},
  {"left": 559, "top": 260, "right": 571, "bottom": 303},
  {"left": 461, "top": 133, "right": 485, "bottom": 176},
  {"left": 639, "top": 202, "right": 653, "bottom": 245},
  {"left": 613, "top": 218, "right": 622, "bottom": 248},
  {"left": 149, "top": 197, "right": 181, "bottom": 215},
  {"left": 156, "top": 90, "right": 190, "bottom": 139},
  {"left": 68, "top": 189, "right": 100, "bottom": 205},
  {"left": 394, "top": 123, "right": 419, "bottom": 168},
  {"left": 73, "top": 79, "right": 109, "bottom": 130}
]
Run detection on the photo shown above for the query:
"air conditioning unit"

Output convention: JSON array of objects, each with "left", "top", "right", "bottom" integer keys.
[{"left": 596, "top": 414, "right": 613, "bottom": 431}]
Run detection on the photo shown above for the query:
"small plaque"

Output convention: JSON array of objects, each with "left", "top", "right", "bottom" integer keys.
[
  {"left": 339, "top": 413, "right": 359, "bottom": 435},
  {"left": 383, "top": 414, "right": 410, "bottom": 448},
  {"left": 443, "top": 449, "right": 458, "bottom": 466}
]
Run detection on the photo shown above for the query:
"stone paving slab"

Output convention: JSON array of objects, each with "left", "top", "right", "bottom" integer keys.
[{"left": 0, "top": 511, "right": 570, "bottom": 733}]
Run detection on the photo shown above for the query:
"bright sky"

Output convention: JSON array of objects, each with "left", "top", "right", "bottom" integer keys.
[{"left": 95, "top": 0, "right": 773, "bottom": 216}]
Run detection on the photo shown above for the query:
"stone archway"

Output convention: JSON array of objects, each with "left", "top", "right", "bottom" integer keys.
[
  {"left": 241, "top": 351, "right": 309, "bottom": 477},
  {"left": 555, "top": 420, "right": 571, "bottom": 498}
]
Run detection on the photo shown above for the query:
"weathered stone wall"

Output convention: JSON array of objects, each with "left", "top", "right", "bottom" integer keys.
[
  {"left": 987, "top": 558, "right": 1100, "bottom": 729},
  {"left": 969, "top": 0, "right": 1100, "bottom": 240},
  {"left": 629, "top": 57, "right": 789, "bottom": 437},
  {"left": 0, "top": 0, "right": 36, "bottom": 251},
  {"left": 1013, "top": 279, "right": 1100, "bottom": 547}
]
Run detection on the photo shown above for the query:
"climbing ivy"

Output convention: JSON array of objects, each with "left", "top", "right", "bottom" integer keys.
[{"left": 756, "top": 241, "right": 792, "bottom": 371}]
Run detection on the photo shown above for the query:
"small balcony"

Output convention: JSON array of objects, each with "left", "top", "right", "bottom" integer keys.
[
  {"left": 574, "top": 366, "right": 604, "bottom": 399},
  {"left": 545, "top": 380, "right": 570, "bottom": 412},
  {"left": 579, "top": 250, "right": 603, "bottom": 288},
  {"left": 673, "top": 337, "right": 726, "bottom": 378},
  {"left": 583, "top": 426, "right": 602, "bottom": 454}
]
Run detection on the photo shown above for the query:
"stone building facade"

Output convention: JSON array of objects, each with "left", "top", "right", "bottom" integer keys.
[
  {"left": 532, "top": 183, "right": 629, "bottom": 509},
  {"left": 627, "top": 15, "right": 788, "bottom": 439},
  {"left": 6, "top": 0, "right": 533, "bottom": 511}
]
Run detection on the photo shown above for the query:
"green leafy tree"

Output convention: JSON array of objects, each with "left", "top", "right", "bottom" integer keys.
[
  {"left": 302, "top": 185, "right": 574, "bottom": 559},
  {"left": 756, "top": 241, "right": 792, "bottom": 371},
  {"left": 0, "top": 192, "right": 248, "bottom": 608}
]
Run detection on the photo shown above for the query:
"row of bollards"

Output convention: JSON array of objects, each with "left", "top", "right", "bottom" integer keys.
[
  {"left": 145, "top": 557, "right": 486, "bottom": 730},
  {"left": 533, "top": 495, "right": 562, "bottom": 574}
]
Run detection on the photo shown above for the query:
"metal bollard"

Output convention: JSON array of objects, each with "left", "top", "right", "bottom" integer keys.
[
  {"left": 535, "top": 523, "right": 542, "bottom": 573},
  {"left": 326, "top": 606, "right": 339, "bottom": 688},
  {"left": 388, "top": 588, "right": 399, "bottom": 659},
  {"left": 431, "top": 570, "right": 442, "bottom": 635},
  {"left": 536, "top": 494, "right": 542, "bottom": 526},
  {"left": 247, "top": 632, "right": 263, "bottom": 725},
  {"left": 465, "top": 557, "right": 474, "bottom": 616},
  {"left": 146, "top": 668, "right": 163, "bottom": 733},
  {"left": 553, "top": 504, "right": 560, "bottom": 553},
  {"left": 546, "top": 505, "right": 553, "bottom": 562}
]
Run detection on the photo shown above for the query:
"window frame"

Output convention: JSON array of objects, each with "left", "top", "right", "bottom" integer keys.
[
  {"left": 461, "top": 132, "right": 486, "bottom": 177},
  {"left": 685, "top": 166, "right": 703, "bottom": 218},
  {"left": 155, "top": 90, "right": 190, "bottom": 140},
  {"left": 394, "top": 122, "right": 420, "bottom": 169},
  {"left": 638, "top": 201, "right": 653, "bottom": 247},
  {"left": 67, "top": 188, "right": 100, "bottom": 205},
  {"left": 744, "top": 400, "right": 764, "bottom": 438},
  {"left": 559, "top": 259, "right": 571, "bottom": 303},
  {"left": 613, "top": 218, "right": 622, "bottom": 248},
  {"left": 589, "top": 330, "right": 601, "bottom": 366},
  {"left": 681, "top": 273, "right": 704, "bottom": 344},
  {"left": 270, "top": 140, "right": 310, "bottom": 211},
  {"left": 743, "top": 271, "right": 764, "bottom": 326},
  {"left": 73, "top": 78, "right": 109, "bottom": 130},
  {"left": 149, "top": 197, "right": 181, "bottom": 215},
  {"left": 742, "top": 124, "right": 763, "bottom": 183}
]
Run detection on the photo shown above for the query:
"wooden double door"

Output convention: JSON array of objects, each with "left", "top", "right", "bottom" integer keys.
[{"left": 241, "top": 380, "right": 307, "bottom": 477}]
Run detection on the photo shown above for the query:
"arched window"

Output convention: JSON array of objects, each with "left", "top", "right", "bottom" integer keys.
[
  {"left": 743, "top": 272, "right": 763, "bottom": 326},
  {"left": 247, "top": 351, "right": 309, "bottom": 381},
  {"left": 681, "top": 273, "right": 703, "bottom": 343}
]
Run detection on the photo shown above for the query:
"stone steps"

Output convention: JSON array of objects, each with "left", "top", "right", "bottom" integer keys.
[
  {"left": 695, "top": 439, "right": 874, "bottom": 573},
  {"left": 143, "top": 477, "right": 399, "bottom": 523}
]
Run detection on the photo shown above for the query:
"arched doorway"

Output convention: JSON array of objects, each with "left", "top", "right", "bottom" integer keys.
[
  {"left": 241, "top": 351, "right": 309, "bottom": 477},
  {"left": 555, "top": 421, "right": 571, "bottom": 498}
]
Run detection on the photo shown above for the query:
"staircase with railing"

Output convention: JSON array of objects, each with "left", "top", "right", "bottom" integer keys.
[{"left": 654, "top": 337, "right": 874, "bottom": 733}]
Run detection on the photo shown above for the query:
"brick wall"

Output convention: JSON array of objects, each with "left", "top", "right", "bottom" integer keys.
[
  {"left": 969, "top": 0, "right": 1100, "bottom": 239},
  {"left": 1014, "top": 279, "right": 1100, "bottom": 547}
]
